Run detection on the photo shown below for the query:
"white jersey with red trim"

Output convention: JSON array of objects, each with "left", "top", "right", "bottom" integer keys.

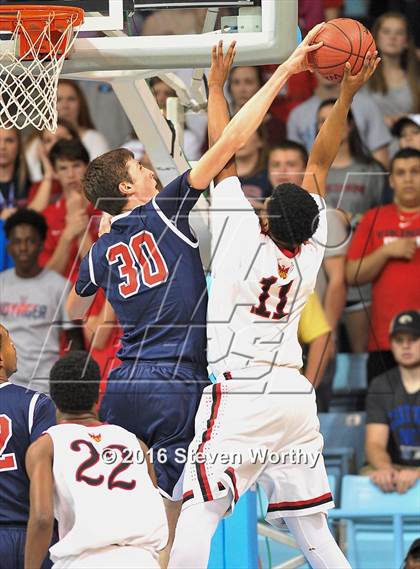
[
  {"left": 46, "top": 423, "right": 168, "bottom": 563},
  {"left": 208, "top": 176, "right": 327, "bottom": 378}
]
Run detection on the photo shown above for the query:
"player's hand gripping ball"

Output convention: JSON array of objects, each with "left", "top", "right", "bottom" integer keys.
[{"left": 308, "top": 18, "right": 376, "bottom": 83}]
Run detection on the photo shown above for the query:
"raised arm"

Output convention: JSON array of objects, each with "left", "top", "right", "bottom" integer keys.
[
  {"left": 188, "top": 26, "right": 324, "bottom": 189},
  {"left": 302, "top": 52, "right": 380, "bottom": 196},
  {"left": 207, "top": 41, "right": 237, "bottom": 184}
]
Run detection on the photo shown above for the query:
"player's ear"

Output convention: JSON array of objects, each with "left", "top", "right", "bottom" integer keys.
[
  {"left": 118, "top": 180, "right": 134, "bottom": 196},
  {"left": 260, "top": 197, "right": 270, "bottom": 233}
]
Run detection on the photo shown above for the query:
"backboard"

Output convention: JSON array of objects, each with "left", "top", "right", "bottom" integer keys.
[{"left": 5, "top": 0, "right": 298, "bottom": 78}]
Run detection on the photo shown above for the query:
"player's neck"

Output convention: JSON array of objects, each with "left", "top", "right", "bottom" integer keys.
[
  {"left": 0, "top": 374, "right": 7, "bottom": 384},
  {"left": 120, "top": 194, "right": 152, "bottom": 213},
  {"left": 58, "top": 411, "right": 101, "bottom": 425}
]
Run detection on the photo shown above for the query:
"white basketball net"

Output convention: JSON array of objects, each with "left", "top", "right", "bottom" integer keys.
[{"left": 0, "top": 10, "right": 80, "bottom": 131}]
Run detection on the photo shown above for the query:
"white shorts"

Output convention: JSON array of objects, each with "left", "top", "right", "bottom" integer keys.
[
  {"left": 181, "top": 366, "right": 334, "bottom": 523},
  {"left": 52, "top": 545, "right": 160, "bottom": 568}
]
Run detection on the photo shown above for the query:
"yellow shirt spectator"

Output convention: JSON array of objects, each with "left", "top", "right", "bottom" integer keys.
[{"left": 298, "top": 292, "right": 331, "bottom": 345}]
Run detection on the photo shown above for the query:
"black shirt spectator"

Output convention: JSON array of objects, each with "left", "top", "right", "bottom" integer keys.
[{"left": 367, "top": 367, "right": 420, "bottom": 467}]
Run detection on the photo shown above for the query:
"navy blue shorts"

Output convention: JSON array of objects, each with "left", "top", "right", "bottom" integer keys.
[
  {"left": 0, "top": 526, "right": 52, "bottom": 569},
  {"left": 100, "top": 361, "right": 209, "bottom": 500}
]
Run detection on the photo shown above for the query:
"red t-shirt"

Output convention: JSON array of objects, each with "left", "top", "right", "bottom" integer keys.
[
  {"left": 85, "top": 290, "right": 121, "bottom": 402},
  {"left": 347, "top": 204, "right": 420, "bottom": 351},
  {"left": 27, "top": 180, "right": 62, "bottom": 205},
  {"left": 261, "top": 69, "right": 316, "bottom": 124},
  {"left": 39, "top": 198, "right": 101, "bottom": 282}
]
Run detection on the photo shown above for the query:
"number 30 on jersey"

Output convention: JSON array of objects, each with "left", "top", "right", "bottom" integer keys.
[{"left": 106, "top": 230, "right": 168, "bottom": 298}]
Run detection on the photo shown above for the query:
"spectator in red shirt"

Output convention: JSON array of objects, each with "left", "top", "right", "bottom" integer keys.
[
  {"left": 39, "top": 139, "right": 100, "bottom": 282},
  {"left": 83, "top": 292, "right": 121, "bottom": 402},
  {"left": 26, "top": 118, "right": 80, "bottom": 211},
  {"left": 346, "top": 148, "right": 420, "bottom": 382}
]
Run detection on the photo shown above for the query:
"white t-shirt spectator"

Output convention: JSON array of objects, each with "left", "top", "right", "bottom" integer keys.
[
  {"left": 0, "top": 268, "right": 72, "bottom": 393},
  {"left": 287, "top": 91, "right": 392, "bottom": 154}
]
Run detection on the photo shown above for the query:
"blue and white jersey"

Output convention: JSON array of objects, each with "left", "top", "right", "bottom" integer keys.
[
  {"left": 76, "top": 171, "right": 207, "bottom": 366},
  {"left": 0, "top": 382, "right": 56, "bottom": 524}
]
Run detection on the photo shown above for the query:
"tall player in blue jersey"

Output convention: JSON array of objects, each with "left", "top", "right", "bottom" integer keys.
[
  {"left": 67, "top": 32, "right": 324, "bottom": 562},
  {"left": 0, "top": 325, "right": 56, "bottom": 568}
]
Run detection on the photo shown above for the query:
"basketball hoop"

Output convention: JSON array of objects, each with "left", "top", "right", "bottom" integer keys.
[{"left": 0, "top": 5, "right": 84, "bottom": 131}]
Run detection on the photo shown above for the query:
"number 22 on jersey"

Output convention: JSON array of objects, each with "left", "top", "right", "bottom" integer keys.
[
  {"left": 71, "top": 439, "right": 136, "bottom": 491},
  {"left": 106, "top": 230, "right": 168, "bottom": 298}
]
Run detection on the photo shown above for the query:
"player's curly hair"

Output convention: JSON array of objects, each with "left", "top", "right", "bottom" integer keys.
[
  {"left": 4, "top": 209, "right": 47, "bottom": 242},
  {"left": 50, "top": 351, "right": 100, "bottom": 413},
  {"left": 267, "top": 183, "right": 320, "bottom": 248}
]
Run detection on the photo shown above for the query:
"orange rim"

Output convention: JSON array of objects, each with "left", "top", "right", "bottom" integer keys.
[{"left": 0, "top": 5, "right": 84, "bottom": 31}]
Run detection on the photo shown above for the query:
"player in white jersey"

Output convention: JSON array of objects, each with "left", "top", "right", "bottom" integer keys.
[
  {"left": 169, "top": 43, "right": 380, "bottom": 568},
  {"left": 25, "top": 351, "right": 168, "bottom": 569}
]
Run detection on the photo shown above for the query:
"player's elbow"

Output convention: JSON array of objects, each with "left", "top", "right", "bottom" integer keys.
[
  {"left": 66, "top": 288, "right": 88, "bottom": 321},
  {"left": 30, "top": 511, "right": 54, "bottom": 532},
  {"left": 223, "top": 123, "right": 247, "bottom": 152}
]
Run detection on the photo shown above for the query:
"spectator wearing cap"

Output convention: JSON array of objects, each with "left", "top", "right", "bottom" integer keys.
[
  {"left": 404, "top": 539, "right": 420, "bottom": 569},
  {"left": 392, "top": 115, "right": 420, "bottom": 151},
  {"left": 364, "top": 310, "right": 420, "bottom": 494},
  {"left": 346, "top": 148, "right": 420, "bottom": 381}
]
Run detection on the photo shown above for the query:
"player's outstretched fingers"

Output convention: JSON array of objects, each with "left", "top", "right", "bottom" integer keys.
[
  {"left": 225, "top": 41, "right": 236, "bottom": 71},
  {"left": 343, "top": 61, "right": 351, "bottom": 81},
  {"left": 217, "top": 39, "right": 223, "bottom": 65},
  {"left": 305, "top": 40, "right": 324, "bottom": 53},
  {"left": 304, "top": 22, "right": 325, "bottom": 46},
  {"left": 211, "top": 44, "right": 217, "bottom": 67}
]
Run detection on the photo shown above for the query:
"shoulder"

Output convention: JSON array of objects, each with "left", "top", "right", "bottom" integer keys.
[
  {"left": 363, "top": 203, "right": 396, "bottom": 223},
  {"left": 42, "top": 199, "right": 65, "bottom": 221},
  {"left": 368, "top": 368, "right": 400, "bottom": 395},
  {"left": 40, "top": 268, "right": 69, "bottom": 287},
  {"left": 358, "top": 205, "right": 384, "bottom": 224},
  {"left": 103, "top": 423, "right": 134, "bottom": 439},
  {"left": 0, "top": 267, "right": 14, "bottom": 282},
  {"left": 214, "top": 175, "right": 242, "bottom": 193},
  {"left": 159, "top": 170, "right": 193, "bottom": 193},
  {"left": 83, "top": 129, "right": 108, "bottom": 145},
  {"left": 353, "top": 90, "right": 381, "bottom": 111},
  {"left": 1, "top": 383, "right": 42, "bottom": 409}
]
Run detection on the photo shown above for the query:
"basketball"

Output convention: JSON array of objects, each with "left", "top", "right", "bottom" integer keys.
[{"left": 308, "top": 18, "right": 376, "bottom": 83}]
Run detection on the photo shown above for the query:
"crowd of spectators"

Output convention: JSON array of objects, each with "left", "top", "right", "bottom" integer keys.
[{"left": 0, "top": 3, "right": 419, "bottom": 489}]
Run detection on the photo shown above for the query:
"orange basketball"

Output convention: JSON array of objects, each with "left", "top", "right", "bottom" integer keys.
[{"left": 308, "top": 18, "right": 376, "bottom": 83}]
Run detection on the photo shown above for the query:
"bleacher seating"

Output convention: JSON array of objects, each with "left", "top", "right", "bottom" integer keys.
[
  {"left": 330, "top": 353, "right": 368, "bottom": 411},
  {"left": 329, "top": 475, "right": 420, "bottom": 569},
  {"left": 256, "top": 476, "right": 337, "bottom": 568},
  {"left": 209, "top": 491, "right": 258, "bottom": 569},
  {"left": 319, "top": 411, "right": 366, "bottom": 503}
]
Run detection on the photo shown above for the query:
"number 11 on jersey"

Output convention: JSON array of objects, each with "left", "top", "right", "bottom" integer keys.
[{"left": 251, "top": 278, "right": 293, "bottom": 320}]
